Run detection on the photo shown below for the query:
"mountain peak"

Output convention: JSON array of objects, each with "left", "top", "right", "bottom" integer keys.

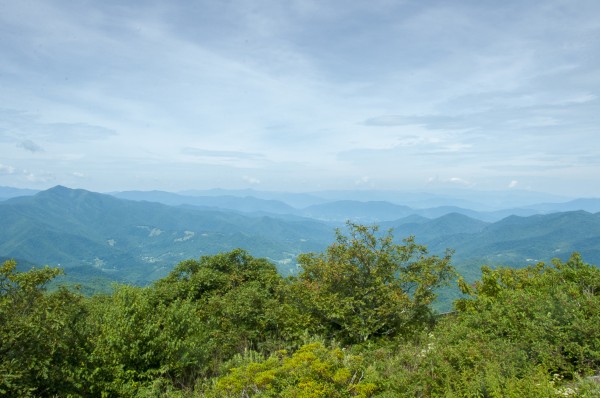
[
  {"left": 33, "top": 186, "right": 104, "bottom": 205},
  {"left": 41, "top": 185, "right": 89, "bottom": 196},
  {"left": 47, "top": 185, "right": 71, "bottom": 192}
]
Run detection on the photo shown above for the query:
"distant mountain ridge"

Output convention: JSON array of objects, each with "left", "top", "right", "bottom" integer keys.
[
  {"left": 0, "top": 186, "right": 39, "bottom": 201},
  {"left": 385, "top": 213, "right": 489, "bottom": 241},
  {"left": 113, "top": 190, "right": 297, "bottom": 215},
  {"left": 301, "top": 200, "right": 414, "bottom": 222},
  {"left": 2, "top": 186, "right": 600, "bottom": 288},
  {"left": 108, "top": 189, "right": 600, "bottom": 223},
  {"left": 443, "top": 211, "right": 600, "bottom": 267}
]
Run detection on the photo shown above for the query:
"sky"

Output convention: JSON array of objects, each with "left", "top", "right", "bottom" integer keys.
[{"left": 1, "top": 0, "right": 599, "bottom": 196}]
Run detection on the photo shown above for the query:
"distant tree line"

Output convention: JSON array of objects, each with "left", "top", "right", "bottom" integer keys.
[{"left": 1, "top": 223, "right": 599, "bottom": 396}]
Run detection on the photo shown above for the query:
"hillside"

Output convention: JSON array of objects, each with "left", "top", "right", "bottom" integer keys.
[
  {"left": 0, "top": 186, "right": 332, "bottom": 284},
  {"left": 388, "top": 212, "right": 489, "bottom": 241},
  {"left": 449, "top": 211, "right": 600, "bottom": 265},
  {"left": 2, "top": 186, "right": 600, "bottom": 288}
]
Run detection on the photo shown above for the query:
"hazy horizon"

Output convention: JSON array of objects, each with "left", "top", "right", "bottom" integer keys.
[
  {"left": 1, "top": 1, "right": 599, "bottom": 196},
  {"left": 0, "top": 184, "right": 586, "bottom": 211}
]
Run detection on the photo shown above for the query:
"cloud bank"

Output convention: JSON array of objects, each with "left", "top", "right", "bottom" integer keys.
[{"left": 0, "top": 0, "right": 599, "bottom": 195}]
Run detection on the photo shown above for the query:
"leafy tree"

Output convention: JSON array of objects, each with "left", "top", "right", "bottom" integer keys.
[
  {"left": 153, "top": 249, "right": 303, "bottom": 373},
  {"left": 83, "top": 285, "right": 209, "bottom": 396},
  {"left": 0, "top": 260, "right": 88, "bottom": 396},
  {"left": 353, "top": 253, "right": 600, "bottom": 397},
  {"left": 454, "top": 253, "right": 600, "bottom": 377},
  {"left": 291, "top": 223, "right": 454, "bottom": 344}
]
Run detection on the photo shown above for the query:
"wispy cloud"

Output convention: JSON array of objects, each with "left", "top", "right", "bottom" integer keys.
[
  {"left": 182, "top": 147, "right": 267, "bottom": 167},
  {"left": 243, "top": 175, "right": 261, "bottom": 185},
  {"left": 18, "top": 139, "right": 44, "bottom": 153},
  {"left": 24, "top": 170, "right": 54, "bottom": 183},
  {"left": 0, "top": 1, "right": 599, "bottom": 195},
  {"left": 0, "top": 163, "right": 16, "bottom": 174},
  {"left": 0, "top": 109, "right": 117, "bottom": 143},
  {"left": 427, "top": 176, "right": 475, "bottom": 188},
  {"left": 363, "top": 115, "right": 465, "bottom": 130},
  {"left": 182, "top": 147, "right": 265, "bottom": 160}
]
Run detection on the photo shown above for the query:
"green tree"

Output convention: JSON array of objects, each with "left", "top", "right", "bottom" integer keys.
[
  {"left": 355, "top": 254, "right": 600, "bottom": 397},
  {"left": 0, "top": 260, "right": 88, "bottom": 396},
  {"left": 292, "top": 223, "right": 454, "bottom": 344},
  {"left": 153, "top": 249, "right": 303, "bottom": 374},
  {"left": 83, "top": 285, "right": 209, "bottom": 396},
  {"left": 454, "top": 253, "right": 600, "bottom": 377}
]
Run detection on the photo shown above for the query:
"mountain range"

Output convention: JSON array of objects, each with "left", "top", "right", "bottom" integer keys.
[
  {"left": 111, "top": 189, "right": 600, "bottom": 223},
  {"left": 2, "top": 186, "right": 599, "bottom": 288},
  {"left": 0, "top": 186, "right": 332, "bottom": 284}
]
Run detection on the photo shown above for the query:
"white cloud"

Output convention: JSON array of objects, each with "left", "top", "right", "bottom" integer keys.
[
  {"left": 182, "top": 147, "right": 267, "bottom": 168},
  {"left": 0, "top": 163, "right": 16, "bottom": 174},
  {"left": 243, "top": 176, "right": 261, "bottom": 185},
  {"left": 508, "top": 180, "right": 519, "bottom": 188},
  {"left": 355, "top": 176, "right": 371, "bottom": 186},
  {"left": 449, "top": 177, "right": 472, "bottom": 186},
  {"left": 25, "top": 173, "right": 47, "bottom": 182},
  {"left": 427, "top": 176, "right": 475, "bottom": 188}
]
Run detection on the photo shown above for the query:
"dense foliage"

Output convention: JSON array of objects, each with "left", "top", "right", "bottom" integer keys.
[
  {"left": 292, "top": 224, "right": 454, "bottom": 344},
  {"left": 1, "top": 223, "right": 599, "bottom": 397}
]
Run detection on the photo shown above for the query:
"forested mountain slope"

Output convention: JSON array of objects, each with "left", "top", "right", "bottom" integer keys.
[
  {"left": 443, "top": 210, "right": 600, "bottom": 266},
  {"left": 2, "top": 186, "right": 600, "bottom": 287},
  {"left": 0, "top": 186, "right": 332, "bottom": 283}
]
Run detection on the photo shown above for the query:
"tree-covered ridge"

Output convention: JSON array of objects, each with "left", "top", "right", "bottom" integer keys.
[
  {"left": 4, "top": 185, "right": 600, "bottom": 292},
  {"left": 1, "top": 224, "right": 599, "bottom": 397}
]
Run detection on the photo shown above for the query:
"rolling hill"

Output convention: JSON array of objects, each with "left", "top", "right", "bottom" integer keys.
[
  {"left": 0, "top": 186, "right": 333, "bottom": 283},
  {"left": 2, "top": 186, "right": 599, "bottom": 289}
]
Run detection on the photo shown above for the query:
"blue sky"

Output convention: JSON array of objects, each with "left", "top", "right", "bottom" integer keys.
[{"left": 1, "top": 0, "right": 599, "bottom": 195}]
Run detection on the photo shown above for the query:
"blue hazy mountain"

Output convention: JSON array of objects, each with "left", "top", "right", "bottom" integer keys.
[
  {"left": 0, "top": 186, "right": 38, "bottom": 201},
  {"left": 523, "top": 198, "right": 600, "bottom": 214},
  {"left": 178, "top": 188, "right": 328, "bottom": 208},
  {"left": 386, "top": 213, "right": 490, "bottom": 241},
  {"left": 2, "top": 186, "right": 599, "bottom": 290},
  {"left": 173, "top": 188, "right": 575, "bottom": 211},
  {"left": 109, "top": 189, "right": 600, "bottom": 222},
  {"left": 112, "top": 190, "right": 298, "bottom": 215},
  {"left": 300, "top": 200, "right": 414, "bottom": 222}
]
